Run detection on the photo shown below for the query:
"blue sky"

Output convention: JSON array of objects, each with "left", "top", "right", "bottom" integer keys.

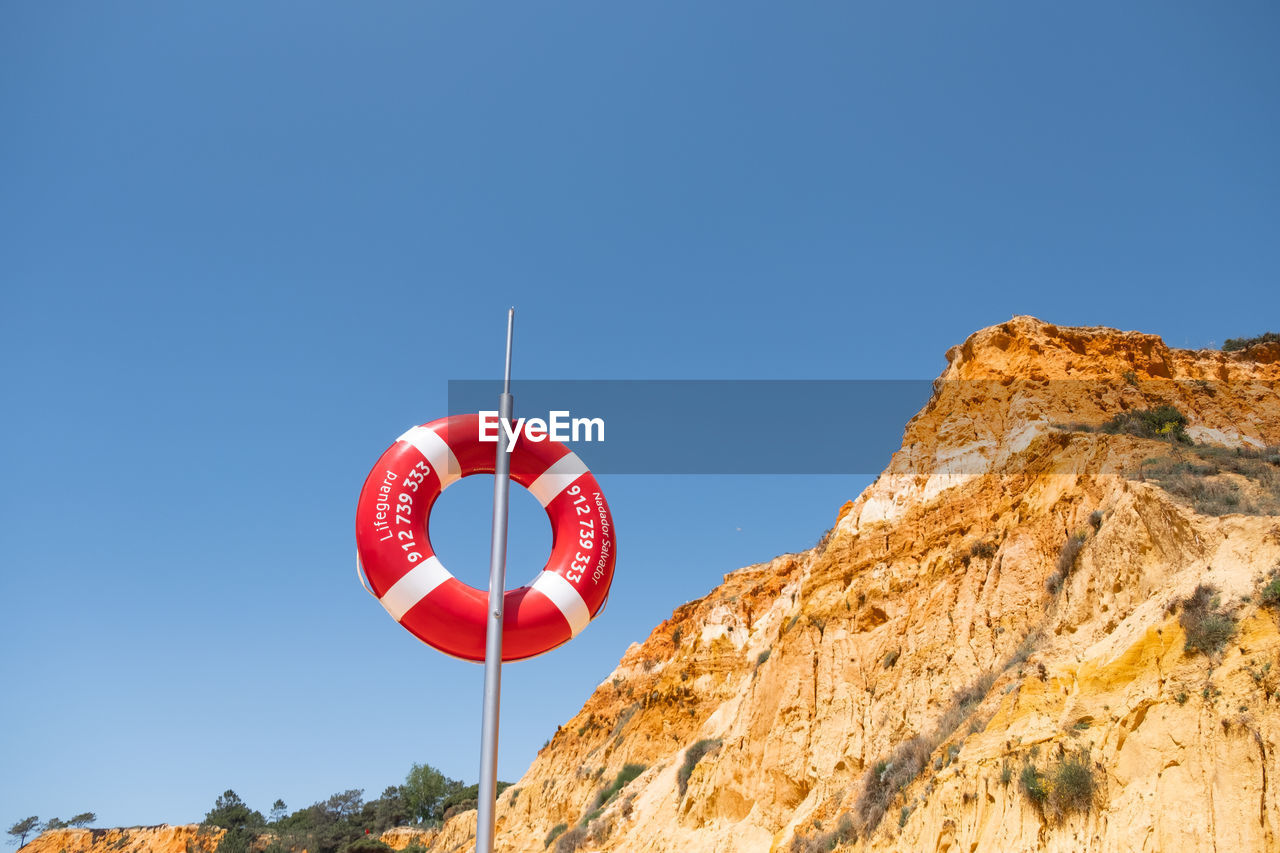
[{"left": 2, "top": 0, "right": 1277, "bottom": 829}]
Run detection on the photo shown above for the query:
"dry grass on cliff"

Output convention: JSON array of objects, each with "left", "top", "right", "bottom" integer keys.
[
  {"left": 788, "top": 814, "right": 856, "bottom": 853},
  {"left": 853, "top": 671, "right": 997, "bottom": 836},
  {"left": 1138, "top": 445, "right": 1280, "bottom": 516},
  {"left": 551, "top": 825, "right": 586, "bottom": 853},
  {"left": 1047, "top": 531, "right": 1088, "bottom": 593},
  {"left": 1055, "top": 406, "right": 1280, "bottom": 516}
]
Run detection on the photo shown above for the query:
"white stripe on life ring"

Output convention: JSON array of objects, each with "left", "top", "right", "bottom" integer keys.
[
  {"left": 531, "top": 570, "right": 591, "bottom": 637},
  {"left": 528, "top": 452, "right": 589, "bottom": 507},
  {"left": 397, "top": 425, "right": 462, "bottom": 488},
  {"left": 380, "top": 556, "right": 451, "bottom": 621}
]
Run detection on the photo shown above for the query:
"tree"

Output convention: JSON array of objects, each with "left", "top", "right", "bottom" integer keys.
[
  {"left": 321, "top": 791, "right": 363, "bottom": 821},
  {"left": 7, "top": 817, "right": 39, "bottom": 847},
  {"left": 294, "top": 790, "right": 365, "bottom": 853},
  {"left": 363, "top": 788, "right": 405, "bottom": 833},
  {"left": 341, "top": 840, "right": 391, "bottom": 853},
  {"left": 202, "top": 790, "right": 264, "bottom": 853},
  {"left": 203, "top": 790, "right": 264, "bottom": 831},
  {"left": 67, "top": 814, "right": 96, "bottom": 828},
  {"left": 401, "top": 764, "right": 452, "bottom": 824},
  {"left": 268, "top": 801, "right": 287, "bottom": 825},
  {"left": 40, "top": 818, "right": 66, "bottom": 832}
]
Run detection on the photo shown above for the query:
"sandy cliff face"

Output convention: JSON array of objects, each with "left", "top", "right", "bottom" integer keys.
[
  {"left": 438, "top": 317, "right": 1280, "bottom": 853},
  {"left": 27, "top": 318, "right": 1280, "bottom": 853},
  {"left": 22, "top": 826, "right": 225, "bottom": 853}
]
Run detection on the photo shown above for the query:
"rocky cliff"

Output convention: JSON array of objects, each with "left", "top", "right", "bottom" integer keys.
[
  {"left": 22, "top": 826, "right": 225, "bottom": 853},
  {"left": 459, "top": 317, "right": 1280, "bottom": 852},
  {"left": 24, "top": 318, "right": 1280, "bottom": 853}
]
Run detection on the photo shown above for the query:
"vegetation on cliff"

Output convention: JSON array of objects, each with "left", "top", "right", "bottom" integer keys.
[
  {"left": 1223, "top": 331, "right": 1279, "bottom": 352},
  {"left": 185, "top": 763, "right": 512, "bottom": 853}
]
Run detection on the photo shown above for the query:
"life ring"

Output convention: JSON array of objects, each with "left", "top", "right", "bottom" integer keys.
[{"left": 355, "top": 414, "right": 616, "bottom": 661}]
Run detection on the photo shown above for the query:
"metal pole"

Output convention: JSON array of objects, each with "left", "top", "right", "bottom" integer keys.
[{"left": 476, "top": 308, "right": 514, "bottom": 853}]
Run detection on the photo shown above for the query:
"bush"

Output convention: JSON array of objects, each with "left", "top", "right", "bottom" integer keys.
[
  {"left": 1223, "top": 332, "right": 1279, "bottom": 352},
  {"left": 1180, "top": 584, "right": 1237, "bottom": 655},
  {"left": 1261, "top": 570, "right": 1280, "bottom": 608},
  {"left": 585, "top": 813, "right": 614, "bottom": 844},
  {"left": 1049, "top": 755, "right": 1095, "bottom": 817},
  {"left": 588, "top": 764, "right": 646, "bottom": 813},
  {"left": 1055, "top": 532, "right": 1087, "bottom": 580},
  {"left": 1099, "top": 406, "right": 1191, "bottom": 444},
  {"left": 677, "top": 739, "right": 722, "bottom": 797},
  {"left": 553, "top": 826, "right": 586, "bottom": 853},
  {"left": 854, "top": 736, "right": 930, "bottom": 833},
  {"left": 544, "top": 824, "right": 567, "bottom": 847},
  {"left": 1019, "top": 764, "right": 1048, "bottom": 805},
  {"left": 757, "top": 649, "right": 772, "bottom": 667},
  {"left": 340, "top": 840, "right": 392, "bottom": 853},
  {"left": 1018, "top": 753, "right": 1096, "bottom": 820},
  {"left": 968, "top": 540, "right": 997, "bottom": 561}
]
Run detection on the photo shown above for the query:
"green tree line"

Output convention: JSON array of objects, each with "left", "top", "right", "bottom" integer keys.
[
  {"left": 194, "top": 762, "right": 511, "bottom": 853},
  {"left": 7, "top": 813, "right": 96, "bottom": 846}
]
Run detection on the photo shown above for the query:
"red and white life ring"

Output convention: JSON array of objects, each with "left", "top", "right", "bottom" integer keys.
[{"left": 355, "top": 414, "right": 616, "bottom": 662}]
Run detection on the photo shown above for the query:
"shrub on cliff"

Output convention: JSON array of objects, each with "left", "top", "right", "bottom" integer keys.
[
  {"left": 854, "top": 736, "right": 930, "bottom": 834},
  {"left": 854, "top": 671, "right": 997, "bottom": 835},
  {"left": 1179, "top": 584, "right": 1237, "bottom": 656},
  {"left": 1223, "top": 332, "right": 1279, "bottom": 352},
  {"left": 553, "top": 826, "right": 586, "bottom": 853},
  {"left": 1018, "top": 763, "right": 1048, "bottom": 806},
  {"left": 1049, "top": 754, "right": 1095, "bottom": 817},
  {"left": 1018, "top": 752, "right": 1096, "bottom": 820},
  {"left": 1048, "top": 531, "right": 1088, "bottom": 592},
  {"left": 1260, "top": 568, "right": 1280, "bottom": 609},
  {"left": 968, "top": 539, "right": 997, "bottom": 561},
  {"left": 1099, "top": 406, "right": 1191, "bottom": 444},
  {"left": 678, "top": 739, "right": 722, "bottom": 797},
  {"left": 544, "top": 823, "right": 567, "bottom": 847},
  {"left": 588, "top": 764, "right": 646, "bottom": 814}
]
